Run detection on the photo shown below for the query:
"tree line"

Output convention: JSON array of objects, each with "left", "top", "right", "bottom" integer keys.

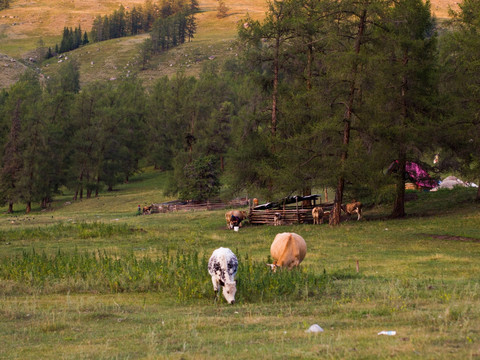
[
  {"left": 0, "top": 0, "right": 10, "bottom": 11},
  {"left": 49, "top": 26, "right": 89, "bottom": 56},
  {"left": 47, "top": 0, "right": 198, "bottom": 58},
  {"left": 90, "top": 0, "right": 198, "bottom": 43},
  {"left": 1, "top": 0, "right": 479, "bottom": 220}
]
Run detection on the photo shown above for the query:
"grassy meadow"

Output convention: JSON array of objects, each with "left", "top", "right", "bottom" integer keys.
[
  {"left": 0, "top": 168, "right": 479, "bottom": 359},
  {"left": 0, "top": 0, "right": 269, "bottom": 89}
]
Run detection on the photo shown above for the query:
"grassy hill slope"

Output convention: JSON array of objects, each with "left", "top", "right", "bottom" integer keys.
[
  {"left": 0, "top": 0, "right": 267, "bottom": 89},
  {"left": 0, "top": 0, "right": 458, "bottom": 89}
]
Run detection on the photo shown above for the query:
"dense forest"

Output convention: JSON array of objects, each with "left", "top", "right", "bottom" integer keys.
[{"left": 0, "top": 0, "right": 479, "bottom": 223}]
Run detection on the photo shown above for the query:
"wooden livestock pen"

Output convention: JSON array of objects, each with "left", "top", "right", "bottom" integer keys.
[
  {"left": 248, "top": 195, "right": 333, "bottom": 226},
  {"left": 146, "top": 198, "right": 249, "bottom": 214}
]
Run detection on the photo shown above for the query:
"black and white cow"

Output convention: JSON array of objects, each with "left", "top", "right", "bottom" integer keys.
[{"left": 208, "top": 247, "right": 238, "bottom": 304}]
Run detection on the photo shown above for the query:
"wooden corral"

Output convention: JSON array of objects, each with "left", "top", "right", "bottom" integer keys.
[
  {"left": 146, "top": 198, "right": 249, "bottom": 214},
  {"left": 249, "top": 207, "right": 331, "bottom": 226},
  {"left": 248, "top": 194, "right": 333, "bottom": 225}
]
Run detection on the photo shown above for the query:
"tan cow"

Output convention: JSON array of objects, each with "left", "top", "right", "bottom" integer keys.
[
  {"left": 225, "top": 210, "right": 247, "bottom": 229},
  {"left": 312, "top": 206, "right": 324, "bottom": 224},
  {"left": 267, "top": 232, "right": 307, "bottom": 271},
  {"left": 341, "top": 201, "right": 363, "bottom": 221}
]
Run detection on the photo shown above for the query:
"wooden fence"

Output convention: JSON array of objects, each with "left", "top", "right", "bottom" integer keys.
[
  {"left": 149, "top": 198, "right": 249, "bottom": 213},
  {"left": 248, "top": 203, "right": 333, "bottom": 225}
]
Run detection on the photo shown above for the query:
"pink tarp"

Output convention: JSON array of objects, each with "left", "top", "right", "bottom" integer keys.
[
  {"left": 388, "top": 160, "right": 438, "bottom": 189},
  {"left": 404, "top": 161, "right": 438, "bottom": 189}
]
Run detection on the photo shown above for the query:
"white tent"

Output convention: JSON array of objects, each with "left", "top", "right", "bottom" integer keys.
[{"left": 437, "top": 176, "right": 478, "bottom": 189}]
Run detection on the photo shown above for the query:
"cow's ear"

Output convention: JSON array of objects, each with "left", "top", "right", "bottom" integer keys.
[{"left": 219, "top": 280, "right": 225, "bottom": 287}]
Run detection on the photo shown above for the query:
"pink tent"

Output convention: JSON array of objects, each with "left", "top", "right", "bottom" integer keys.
[
  {"left": 404, "top": 162, "right": 437, "bottom": 189},
  {"left": 388, "top": 161, "right": 438, "bottom": 189}
]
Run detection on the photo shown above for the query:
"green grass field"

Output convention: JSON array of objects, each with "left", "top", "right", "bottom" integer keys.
[{"left": 1, "top": 167, "right": 479, "bottom": 359}]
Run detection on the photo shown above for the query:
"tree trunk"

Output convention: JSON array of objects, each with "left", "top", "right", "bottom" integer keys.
[
  {"left": 306, "top": 43, "right": 313, "bottom": 91},
  {"left": 392, "top": 155, "right": 406, "bottom": 218},
  {"left": 271, "top": 36, "right": 279, "bottom": 138},
  {"left": 95, "top": 176, "right": 100, "bottom": 197},
  {"left": 74, "top": 171, "right": 83, "bottom": 201},
  {"left": 7, "top": 201, "right": 13, "bottom": 214},
  {"left": 391, "top": 51, "right": 410, "bottom": 218},
  {"left": 330, "top": 9, "right": 367, "bottom": 226},
  {"left": 324, "top": 186, "right": 328, "bottom": 202},
  {"left": 26, "top": 201, "right": 31, "bottom": 214},
  {"left": 329, "top": 177, "right": 344, "bottom": 225},
  {"left": 476, "top": 179, "right": 480, "bottom": 202},
  {"left": 302, "top": 187, "right": 312, "bottom": 207}
]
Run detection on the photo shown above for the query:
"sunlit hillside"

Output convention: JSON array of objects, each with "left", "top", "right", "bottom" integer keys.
[
  {"left": 0, "top": 0, "right": 267, "bottom": 88},
  {"left": 0, "top": 0, "right": 459, "bottom": 89}
]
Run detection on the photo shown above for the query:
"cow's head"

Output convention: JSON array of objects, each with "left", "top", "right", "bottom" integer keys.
[
  {"left": 222, "top": 281, "right": 237, "bottom": 304},
  {"left": 266, "top": 263, "right": 278, "bottom": 272}
]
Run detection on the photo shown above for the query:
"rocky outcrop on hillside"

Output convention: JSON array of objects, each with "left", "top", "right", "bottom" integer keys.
[{"left": 0, "top": 53, "right": 29, "bottom": 89}]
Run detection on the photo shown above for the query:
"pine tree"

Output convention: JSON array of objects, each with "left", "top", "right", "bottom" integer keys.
[
  {"left": 0, "top": 72, "right": 42, "bottom": 213},
  {"left": 46, "top": 47, "right": 53, "bottom": 59},
  {"left": 216, "top": 0, "right": 229, "bottom": 18},
  {"left": 366, "top": 0, "right": 438, "bottom": 217},
  {"left": 439, "top": 0, "right": 480, "bottom": 201},
  {"left": 186, "top": 0, "right": 199, "bottom": 41},
  {"left": 0, "top": 0, "right": 10, "bottom": 10},
  {"left": 82, "top": 31, "right": 89, "bottom": 45},
  {"left": 129, "top": 6, "right": 142, "bottom": 35},
  {"left": 0, "top": 92, "right": 23, "bottom": 213},
  {"left": 326, "top": 0, "right": 371, "bottom": 225}
]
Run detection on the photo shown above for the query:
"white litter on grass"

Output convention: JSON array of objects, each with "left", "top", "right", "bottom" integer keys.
[
  {"left": 306, "top": 324, "right": 324, "bottom": 333},
  {"left": 378, "top": 331, "right": 396, "bottom": 336}
]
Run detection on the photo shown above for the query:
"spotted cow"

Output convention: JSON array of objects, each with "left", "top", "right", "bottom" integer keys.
[{"left": 208, "top": 247, "right": 238, "bottom": 304}]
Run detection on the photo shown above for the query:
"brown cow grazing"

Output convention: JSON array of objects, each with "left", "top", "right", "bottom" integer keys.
[
  {"left": 341, "top": 201, "right": 363, "bottom": 221},
  {"left": 142, "top": 205, "right": 152, "bottom": 214},
  {"left": 267, "top": 232, "right": 307, "bottom": 271},
  {"left": 312, "top": 206, "right": 324, "bottom": 224},
  {"left": 225, "top": 210, "right": 247, "bottom": 229}
]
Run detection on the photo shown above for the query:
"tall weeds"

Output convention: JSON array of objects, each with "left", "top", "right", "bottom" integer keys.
[
  {"left": 0, "top": 222, "right": 135, "bottom": 242},
  {"left": 0, "top": 249, "right": 341, "bottom": 303}
]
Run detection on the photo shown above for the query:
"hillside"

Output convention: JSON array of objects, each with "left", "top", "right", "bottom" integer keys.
[
  {"left": 0, "top": 0, "right": 267, "bottom": 89},
  {"left": 1, "top": 0, "right": 459, "bottom": 89}
]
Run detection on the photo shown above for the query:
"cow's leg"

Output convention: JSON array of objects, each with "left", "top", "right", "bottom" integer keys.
[
  {"left": 211, "top": 276, "right": 219, "bottom": 292},
  {"left": 357, "top": 208, "right": 362, "bottom": 221},
  {"left": 211, "top": 276, "right": 220, "bottom": 302}
]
